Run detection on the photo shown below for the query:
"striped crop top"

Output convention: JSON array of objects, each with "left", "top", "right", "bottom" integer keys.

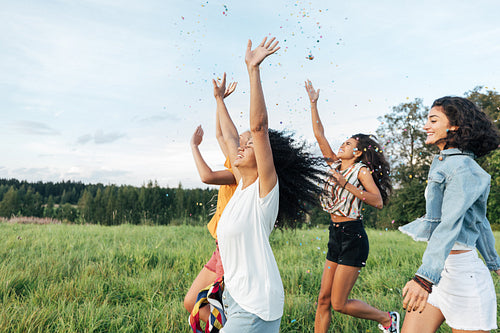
[{"left": 320, "top": 161, "right": 366, "bottom": 218}]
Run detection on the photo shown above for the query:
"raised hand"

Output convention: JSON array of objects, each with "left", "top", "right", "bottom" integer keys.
[
  {"left": 224, "top": 81, "right": 238, "bottom": 98},
  {"left": 213, "top": 72, "right": 237, "bottom": 100},
  {"left": 245, "top": 37, "right": 280, "bottom": 69},
  {"left": 191, "top": 125, "right": 204, "bottom": 147},
  {"left": 305, "top": 79, "right": 320, "bottom": 103}
]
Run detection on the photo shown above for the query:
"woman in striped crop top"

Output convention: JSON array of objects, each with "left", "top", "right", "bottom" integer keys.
[{"left": 305, "top": 80, "right": 399, "bottom": 333}]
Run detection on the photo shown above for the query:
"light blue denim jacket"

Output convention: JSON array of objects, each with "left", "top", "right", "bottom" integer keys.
[{"left": 399, "top": 148, "right": 500, "bottom": 284}]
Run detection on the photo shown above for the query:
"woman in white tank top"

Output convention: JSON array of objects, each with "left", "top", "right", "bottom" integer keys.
[{"left": 213, "top": 37, "right": 326, "bottom": 332}]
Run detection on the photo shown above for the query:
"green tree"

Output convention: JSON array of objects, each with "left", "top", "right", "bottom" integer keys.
[
  {"left": 104, "top": 186, "right": 118, "bottom": 225},
  {"left": 465, "top": 86, "right": 500, "bottom": 130},
  {"left": 93, "top": 188, "right": 106, "bottom": 224},
  {"left": 55, "top": 203, "right": 78, "bottom": 222},
  {"left": 376, "top": 98, "right": 435, "bottom": 185},
  {"left": 44, "top": 195, "right": 55, "bottom": 218},
  {"left": 372, "top": 99, "right": 435, "bottom": 227},
  {"left": 482, "top": 148, "right": 500, "bottom": 227},
  {"left": 0, "top": 186, "right": 20, "bottom": 217},
  {"left": 78, "top": 189, "right": 94, "bottom": 223}
]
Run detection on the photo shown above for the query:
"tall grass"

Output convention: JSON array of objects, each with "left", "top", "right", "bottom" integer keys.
[{"left": 0, "top": 223, "right": 498, "bottom": 332}]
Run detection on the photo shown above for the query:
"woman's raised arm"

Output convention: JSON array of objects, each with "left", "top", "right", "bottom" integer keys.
[
  {"left": 245, "top": 37, "right": 280, "bottom": 197},
  {"left": 214, "top": 73, "right": 242, "bottom": 183},
  {"left": 305, "top": 79, "right": 338, "bottom": 165}
]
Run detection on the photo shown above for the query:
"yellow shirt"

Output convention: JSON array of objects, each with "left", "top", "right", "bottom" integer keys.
[{"left": 206, "top": 158, "right": 237, "bottom": 239}]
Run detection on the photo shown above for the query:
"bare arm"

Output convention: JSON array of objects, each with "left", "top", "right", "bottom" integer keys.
[
  {"left": 245, "top": 37, "right": 280, "bottom": 197},
  {"left": 354, "top": 167, "right": 383, "bottom": 208},
  {"left": 214, "top": 73, "right": 242, "bottom": 183},
  {"left": 305, "top": 80, "right": 338, "bottom": 165},
  {"left": 215, "top": 81, "right": 238, "bottom": 159},
  {"left": 190, "top": 125, "right": 236, "bottom": 185}
]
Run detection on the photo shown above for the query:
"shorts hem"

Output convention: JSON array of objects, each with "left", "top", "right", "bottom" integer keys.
[
  {"left": 204, "top": 264, "right": 216, "bottom": 273},
  {"left": 447, "top": 324, "right": 498, "bottom": 331},
  {"left": 326, "top": 257, "right": 365, "bottom": 268}
]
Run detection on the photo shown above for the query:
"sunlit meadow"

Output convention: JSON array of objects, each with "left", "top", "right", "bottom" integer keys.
[{"left": 0, "top": 223, "right": 499, "bottom": 332}]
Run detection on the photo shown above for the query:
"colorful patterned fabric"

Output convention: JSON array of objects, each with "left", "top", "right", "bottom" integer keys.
[
  {"left": 320, "top": 161, "right": 366, "bottom": 218},
  {"left": 189, "top": 278, "right": 226, "bottom": 333}
]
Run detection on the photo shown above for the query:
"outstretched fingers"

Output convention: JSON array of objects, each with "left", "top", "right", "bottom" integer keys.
[
  {"left": 213, "top": 73, "right": 229, "bottom": 99},
  {"left": 221, "top": 72, "right": 227, "bottom": 87},
  {"left": 259, "top": 36, "right": 280, "bottom": 53},
  {"left": 264, "top": 37, "right": 275, "bottom": 48},
  {"left": 305, "top": 79, "right": 320, "bottom": 102},
  {"left": 246, "top": 36, "right": 280, "bottom": 68},
  {"left": 224, "top": 81, "right": 238, "bottom": 97}
]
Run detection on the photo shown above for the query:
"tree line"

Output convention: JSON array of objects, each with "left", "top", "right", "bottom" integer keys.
[
  {"left": 0, "top": 179, "right": 218, "bottom": 226},
  {"left": 1, "top": 87, "right": 499, "bottom": 228}
]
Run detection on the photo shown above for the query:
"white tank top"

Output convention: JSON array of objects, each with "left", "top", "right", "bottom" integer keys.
[{"left": 217, "top": 179, "right": 283, "bottom": 321}]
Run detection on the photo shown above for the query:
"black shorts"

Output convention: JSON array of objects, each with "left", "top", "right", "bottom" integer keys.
[{"left": 326, "top": 219, "right": 369, "bottom": 267}]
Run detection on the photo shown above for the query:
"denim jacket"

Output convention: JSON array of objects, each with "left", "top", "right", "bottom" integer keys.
[{"left": 399, "top": 148, "right": 500, "bottom": 284}]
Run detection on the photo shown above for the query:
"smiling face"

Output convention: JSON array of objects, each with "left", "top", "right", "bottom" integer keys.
[
  {"left": 423, "top": 106, "right": 458, "bottom": 150},
  {"left": 234, "top": 136, "right": 256, "bottom": 169},
  {"left": 337, "top": 138, "right": 361, "bottom": 160}
]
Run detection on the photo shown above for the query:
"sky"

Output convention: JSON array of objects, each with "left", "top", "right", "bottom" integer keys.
[{"left": 1, "top": 0, "right": 500, "bottom": 188}]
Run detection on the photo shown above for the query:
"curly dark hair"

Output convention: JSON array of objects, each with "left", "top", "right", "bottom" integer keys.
[
  {"left": 432, "top": 96, "right": 500, "bottom": 157},
  {"left": 351, "top": 133, "right": 392, "bottom": 205},
  {"left": 268, "top": 129, "right": 327, "bottom": 229}
]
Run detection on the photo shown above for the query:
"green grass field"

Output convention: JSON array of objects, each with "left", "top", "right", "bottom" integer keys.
[{"left": 0, "top": 223, "right": 499, "bottom": 332}]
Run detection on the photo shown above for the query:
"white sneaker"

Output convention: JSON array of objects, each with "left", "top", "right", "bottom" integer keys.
[{"left": 378, "top": 311, "right": 400, "bottom": 333}]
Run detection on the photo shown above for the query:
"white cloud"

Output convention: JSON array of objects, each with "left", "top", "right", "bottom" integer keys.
[
  {"left": 0, "top": 0, "right": 499, "bottom": 188},
  {"left": 13, "top": 121, "right": 61, "bottom": 136}
]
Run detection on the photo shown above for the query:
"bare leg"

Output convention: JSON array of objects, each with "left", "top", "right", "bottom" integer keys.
[
  {"left": 401, "top": 303, "right": 444, "bottom": 333},
  {"left": 315, "top": 260, "right": 337, "bottom": 333},
  {"left": 330, "top": 265, "right": 391, "bottom": 326},
  {"left": 184, "top": 267, "right": 217, "bottom": 323}
]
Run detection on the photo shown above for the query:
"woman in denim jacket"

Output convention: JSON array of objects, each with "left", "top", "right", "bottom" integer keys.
[{"left": 399, "top": 96, "right": 500, "bottom": 332}]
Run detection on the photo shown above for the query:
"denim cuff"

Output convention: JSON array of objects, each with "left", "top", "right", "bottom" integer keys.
[
  {"left": 416, "top": 268, "right": 440, "bottom": 285},
  {"left": 486, "top": 258, "right": 500, "bottom": 271}
]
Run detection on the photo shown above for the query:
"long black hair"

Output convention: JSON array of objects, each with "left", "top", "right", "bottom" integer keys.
[
  {"left": 432, "top": 96, "right": 500, "bottom": 157},
  {"left": 351, "top": 133, "right": 392, "bottom": 205},
  {"left": 268, "top": 129, "right": 327, "bottom": 229}
]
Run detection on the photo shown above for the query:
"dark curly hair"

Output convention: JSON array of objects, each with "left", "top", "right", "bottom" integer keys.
[
  {"left": 268, "top": 129, "right": 327, "bottom": 229},
  {"left": 351, "top": 134, "right": 392, "bottom": 205},
  {"left": 432, "top": 96, "right": 500, "bottom": 157}
]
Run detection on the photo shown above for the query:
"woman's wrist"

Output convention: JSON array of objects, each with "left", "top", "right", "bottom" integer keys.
[
  {"left": 412, "top": 275, "right": 433, "bottom": 293},
  {"left": 246, "top": 64, "right": 261, "bottom": 73}
]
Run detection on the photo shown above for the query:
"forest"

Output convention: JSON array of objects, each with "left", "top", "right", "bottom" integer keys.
[{"left": 1, "top": 86, "right": 499, "bottom": 229}]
